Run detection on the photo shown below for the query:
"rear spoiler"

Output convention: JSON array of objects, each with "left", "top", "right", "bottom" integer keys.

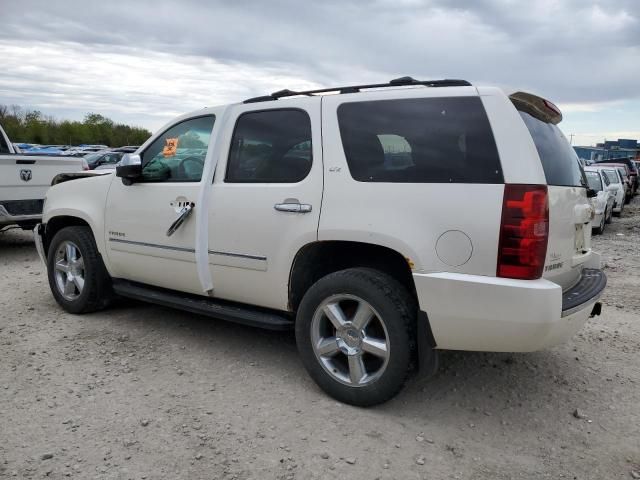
[
  {"left": 51, "top": 170, "right": 112, "bottom": 186},
  {"left": 509, "top": 91, "right": 562, "bottom": 125}
]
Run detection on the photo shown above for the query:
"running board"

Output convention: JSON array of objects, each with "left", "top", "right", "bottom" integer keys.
[{"left": 112, "top": 279, "right": 294, "bottom": 331}]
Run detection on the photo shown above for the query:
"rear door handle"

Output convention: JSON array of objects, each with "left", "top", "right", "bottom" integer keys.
[{"left": 274, "top": 203, "right": 312, "bottom": 213}]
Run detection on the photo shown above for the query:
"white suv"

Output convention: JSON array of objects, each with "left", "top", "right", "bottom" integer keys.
[{"left": 34, "top": 77, "right": 606, "bottom": 406}]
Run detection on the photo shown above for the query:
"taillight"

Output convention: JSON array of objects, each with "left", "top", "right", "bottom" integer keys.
[{"left": 497, "top": 184, "right": 549, "bottom": 280}]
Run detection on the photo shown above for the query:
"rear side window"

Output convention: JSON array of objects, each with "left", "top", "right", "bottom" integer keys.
[
  {"left": 519, "top": 112, "right": 584, "bottom": 187},
  {"left": 337, "top": 97, "right": 503, "bottom": 183},
  {"left": 226, "top": 109, "right": 312, "bottom": 183},
  {"left": 603, "top": 169, "right": 620, "bottom": 183},
  {"left": 585, "top": 171, "right": 602, "bottom": 191}
]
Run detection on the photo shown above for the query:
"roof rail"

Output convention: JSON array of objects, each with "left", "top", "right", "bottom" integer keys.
[{"left": 243, "top": 76, "right": 472, "bottom": 103}]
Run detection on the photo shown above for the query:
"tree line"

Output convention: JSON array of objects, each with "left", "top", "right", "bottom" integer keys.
[{"left": 0, "top": 105, "right": 152, "bottom": 147}]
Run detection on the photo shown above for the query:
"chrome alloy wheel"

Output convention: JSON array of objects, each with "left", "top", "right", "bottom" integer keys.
[
  {"left": 311, "top": 294, "right": 390, "bottom": 387},
  {"left": 54, "top": 240, "right": 85, "bottom": 301}
]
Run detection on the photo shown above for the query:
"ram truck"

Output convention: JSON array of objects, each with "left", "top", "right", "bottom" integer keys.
[{"left": 0, "top": 123, "right": 86, "bottom": 230}]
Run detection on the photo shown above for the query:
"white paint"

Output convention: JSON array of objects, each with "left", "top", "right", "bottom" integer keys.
[{"left": 435, "top": 230, "right": 473, "bottom": 267}]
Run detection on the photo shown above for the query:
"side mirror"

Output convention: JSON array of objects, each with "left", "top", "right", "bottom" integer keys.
[
  {"left": 586, "top": 188, "right": 598, "bottom": 198},
  {"left": 116, "top": 154, "right": 142, "bottom": 184}
]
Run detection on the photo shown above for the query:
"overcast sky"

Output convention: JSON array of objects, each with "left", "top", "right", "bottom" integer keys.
[{"left": 1, "top": 0, "right": 638, "bottom": 146}]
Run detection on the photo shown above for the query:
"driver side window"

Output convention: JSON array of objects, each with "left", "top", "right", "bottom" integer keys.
[{"left": 141, "top": 115, "right": 215, "bottom": 183}]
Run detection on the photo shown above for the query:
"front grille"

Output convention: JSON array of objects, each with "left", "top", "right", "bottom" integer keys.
[{"left": 0, "top": 199, "right": 44, "bottom": 216}]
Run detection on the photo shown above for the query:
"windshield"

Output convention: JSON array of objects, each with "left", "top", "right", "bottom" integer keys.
[{"left": 585, "top": 171, "right": 602, "bottom": 191}]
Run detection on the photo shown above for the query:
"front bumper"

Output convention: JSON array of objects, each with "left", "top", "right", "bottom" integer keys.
[
  {"left": 33, "top": 223, "right": 47, "bottom": 266},
  {"left": 413, "top": 262, "right": 606, "bottom": 352}
]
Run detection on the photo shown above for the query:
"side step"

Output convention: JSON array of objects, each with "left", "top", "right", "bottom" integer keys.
[{"left": 112, "top": 279, "right": 294, "bottom": 331}]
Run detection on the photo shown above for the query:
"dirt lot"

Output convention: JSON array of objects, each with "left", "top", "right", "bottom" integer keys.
[{"left": 1, "top": 197, "right": 639, "bottom": 480}]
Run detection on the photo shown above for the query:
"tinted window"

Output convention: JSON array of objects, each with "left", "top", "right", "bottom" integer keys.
[
  {"left": 519, "top": 112, "right": 584, "bottom": 187},
  {"left": 0, "top": 132, "right": 9, "bottom": 153},
  {"left": 226, "top": 109, "right": 312, "bottom": 183},
  {"left": 585, "top": 171, "right": 602, "bottom": 191},
  {"left": 141, "top": 115, "right": 215, "bottom": 182},
  {"left": 337, "top": 97, "right": 502, "bottom": 183}
]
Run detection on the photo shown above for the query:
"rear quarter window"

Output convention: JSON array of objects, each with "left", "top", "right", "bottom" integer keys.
[
  {"left": 519, "top": 111, "right": 584, "bottom": 187},
  {"left": 337, "top": 97, "right": 503, "bottom": 183}
]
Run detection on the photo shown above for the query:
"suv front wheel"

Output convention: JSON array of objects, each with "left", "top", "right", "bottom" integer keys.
[
  {"left": 295, "top": 268, "right": 416, "bottom": 406},
  {"left": 47, "top": 226, "right": 113, "bottom": 314}
]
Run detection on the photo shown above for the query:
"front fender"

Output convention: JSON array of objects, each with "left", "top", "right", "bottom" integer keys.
[{"left": 43, "top": 174, "right": 114, "bottom": 258}]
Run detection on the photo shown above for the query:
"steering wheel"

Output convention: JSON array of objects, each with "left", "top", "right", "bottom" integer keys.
[{"left": 176, "top": 156, "right": 205, "bottom": 180}]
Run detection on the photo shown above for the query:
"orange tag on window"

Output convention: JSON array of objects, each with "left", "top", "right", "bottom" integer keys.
[{"left": 163, "top": 137, "right": 179, "bottom": 157}]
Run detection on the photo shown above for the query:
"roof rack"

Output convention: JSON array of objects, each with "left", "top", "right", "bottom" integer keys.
[{"left": 243, "top": 76, "right": 472, "bottom": 103}]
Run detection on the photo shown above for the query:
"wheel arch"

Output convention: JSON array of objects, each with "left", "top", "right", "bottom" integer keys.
[
  {"left": 44, "top": 215, "right": 95, "bottom": 256},
  {"left": 288, "top": 240, "right": 417, "bottom": 313},
  {"left": 288, "top": 240, "right": 438, "bottom": 371}
]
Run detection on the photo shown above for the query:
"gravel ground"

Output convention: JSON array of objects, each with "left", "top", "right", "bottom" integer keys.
[{"left": 1, "top": 196, "right": 639, "bottom": 480}]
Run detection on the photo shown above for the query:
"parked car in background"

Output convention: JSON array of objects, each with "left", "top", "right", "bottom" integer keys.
[
  {"left": 595, "top": 166, "right": 625, "bottom": 216},
  {"left": 584, "top": 167, "right": 614, "bottom": 234},
  {"left": 599, "top": 163, "right": 633, "bottom": 200},
  {"left": 63, "top": 145, "right": 110, "bottom": 157},
  {"left": 34, "top": 78, "right": 606, "bottom": 406},
  {"left": 111, "top": 146, "right": 141, "bottom": 153},
  {"left": 594, "top": 157, "right": 638, "bottom": 194},
  {"left": 95, "top": 161, "right": 120, "bottom": 170},
  {"left": 84, "top": 151, "right": 124, "bottom": 170}
]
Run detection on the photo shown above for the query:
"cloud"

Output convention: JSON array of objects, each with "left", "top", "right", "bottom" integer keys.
[
  {"left": 0, "top": 0, "right": 638, "bottom": 136},
  {"left": 0, "top": 40, "right": 325, "bottom": 130}
]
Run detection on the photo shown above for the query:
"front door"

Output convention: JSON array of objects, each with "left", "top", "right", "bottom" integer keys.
[
  {"left": 206, "top": 99, "right": 323, "bottom": 310},
  {"left": 104, "top": 115, "right": 216, "bottom": 294}
]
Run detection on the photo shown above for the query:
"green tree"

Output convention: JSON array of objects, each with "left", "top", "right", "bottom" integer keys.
[{"left": 0, "top": 105, "right": 151, "bottom": 147}]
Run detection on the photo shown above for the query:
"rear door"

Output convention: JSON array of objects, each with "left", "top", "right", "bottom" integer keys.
[
  {"left": 206, "top": 98, "right": 323, "bottom": 310},
  {"left": 516, "top": 106, "right": 592, "bottom": 289}
]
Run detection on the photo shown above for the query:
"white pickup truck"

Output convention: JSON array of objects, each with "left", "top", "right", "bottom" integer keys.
[{"left": 0, "top": 123, "right": 86, "bottom": 230}]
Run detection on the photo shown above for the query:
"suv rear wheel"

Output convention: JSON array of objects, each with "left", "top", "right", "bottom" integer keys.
[
  {"left": 47, "top": 226, "right": 113, "bottom": 314},
  {"left": 295, "top": 268, "right": 415, "bottom": 406}
]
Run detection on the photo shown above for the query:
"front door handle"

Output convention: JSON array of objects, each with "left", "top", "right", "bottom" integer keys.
[
  {"left": 166, "top": 203, "right": 194, "bottom": 237},
  {"left": 274, "top": 203, "right": 312, "bottom": 213}
]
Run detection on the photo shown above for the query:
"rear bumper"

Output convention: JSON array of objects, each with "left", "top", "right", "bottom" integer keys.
[
  {"left": 0, "top": 204, "right": 41, "bottom": 227},
  {"left": 413, "top": 257, "right": 606, "bottom": 352}
]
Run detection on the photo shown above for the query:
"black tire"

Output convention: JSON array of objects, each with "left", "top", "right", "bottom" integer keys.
[
  {"left": 295, "top": 268, "right": 416, "bottom": 407},
  {"left": 47, "top": 226, "right": 113, "bottom": 314},
  {"left": 605, "top": 206, "right": 613, "bottom": 224}
]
